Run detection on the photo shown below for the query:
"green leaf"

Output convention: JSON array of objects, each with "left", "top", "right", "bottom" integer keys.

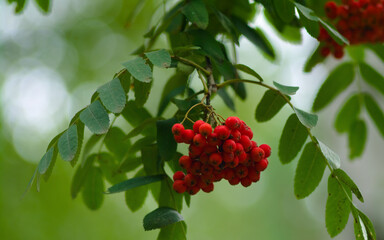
[
  {"left": 294, "top": 142, "right": 326, "bottom": 199},
  {"left": 42, "top": 147, "right": 58, "bottom": 181},
  {"left": 71, "top": 154, "right": 97, "bottom": 199},
  {"left": 255, "top": 90, "right": 288, "bottom": 122},
  {"left": 58, "top": 125, "right": 78, "bottom": 162},
  {"left": 145, "top": 49, "right": 172, "bottom": 68},
  {"left": 364, "top": 94, "right": 384, "bottom": 138},
  {"left": 298, "top": 11, "right": 320, "bottom": 38},
  {"left": 116, "top": 156, "right": 142, "bottom": 174},
  {"left": 97, "top": 78, "right": 127, "bottom": 114},
  {"left": 157, "top": 118, "right": 178, "bottom": 161},
  {"left": 8, "top": 0, "right": 26, "bottom": 13},
  {"left": 217, "top": 88, "right": 235, "bottom": 112},
  {"left": 142, "top": 145, "right": 161, "bottom": 175},
  {"left": 37, "top": 147, "right": 54, "bottom": 175},
  {"left": 326, "top": 174, "right": 351, "bottom": 237},
  {"left": 125, "top": 118, "right": 160, "bottom": 139},
  {"left": 104, "top": 127, "right": 131, "bottom": 160},
  {"left": 312, "top": 62, "right": 355, "bottom": 112},
  {"left": 125, "top": 168, "right": 149, "bottom": 212},
  {"left": 128, "top": 136, "right": 157, "bottom": 155},
  {"left": 117, "top": 70, "right": 131, "bottom": 94},
  {"left": 293, "top": 107, "right": 318, "bottom": 129},
  {"left": 134, "top": 79, "right": 152, "bottom": 107},
  {"left": 35, "top": 0, "right": 50, "bottom": 12},
  {"left": 317, "top": 139, "right": 341, "bottom": 169},
  {"left": 106, "top": 174, "right": 165, "bottom": 194},
  {"left": 359, "top": 62, "right": 384, "bottom": 96},
  {"left": 294, "top": 2, "right": 318, "bottom": 21},
  {"left": 158, "top": 86, "right": 186, "bottom": 117},
  {"left": 69, "top": 123, "right": 84, "bottom": 167},
  {"left": 143, "top": 207, "right": 184, "bottom": 231},
  {"left": 97, "top": 153, "right": 126, "bottom": 185},
  {"left": 123, "top": 57, "right": 152, "bottom": 83},
  {"left": 304, "top": 45, "right": 324, "bottom": 73},
  {"left": 368, "top": 43, "right": 384, "bottom": 62},
  {"left": 235, "top": 64, "right": 264, "bottom": 82},
  {"left": 181, "top": 0, "right": 209, "bottom": 29},
  {"left": 347, "top": 45, "right": 365, "bottom": 63},
  {"left": 279, "top": 114, "right": 308, "bottom": 164},
  {"left": 273, "top": 81, "right": 298, "bottom": 95},
  {"left": 122, "top": 100, "right": 152, "bottom": 126},
  {"left": 319, "top": 19, "right": 349, "bottom": 45},
  {"left": 212, "top": 8, "right": 239, "bottom": 45},
  {"left": 80, "top": 100, "right": 110, "bottom": 135},
  {"left": 82, "top": 166, "right": 104, "bottom": 210},
  {"left": 186, "top": 30, "right": 226, "bottom": 61},
  {"left": 358, "top": 210, "right": 376, "bottom": 240},
  {"left": 232, "top": 17, "right": 275, "bottom": 59},
  {"left": 157, "top": 222, "right": 187, "bottom": 240},
  {"left": 333, "top": 169, "right": 364, "bottom": 202},
  {"left": 348, "top": 119, "right": 367, "bottom": 159},
  {"left": 334, "top": 94, "right": 361, "bottom": 133},
  {"left": 272, "top": 0, "right": 295, "bottom": 23},
  {"left": 80, "top": 134, "right": 102, "bottom": 167},
  {"left": 351, "top": 207, "right": 368, "bottom": 240}
]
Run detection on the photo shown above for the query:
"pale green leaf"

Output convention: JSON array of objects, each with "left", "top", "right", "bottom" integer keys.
[
  {"left": 294, "top": 107, "right": 318, "bottom": 128},
  {"left": 145, "top": 49, "right": 172, "bottom": 68},
  {"left": 123, "top": 57, "right": 152, "bottom": 83},
  {"left": 37, "top": 147, "right": 54, "bottom": 174},
  {"left": 235, "top": 64, "right": 264, "bottom": 82},
  {"left": 58, "top": 125, "right": 78, "bottom": 162},
  {"left": 317, "top": 139, "right": 341, "bottom": 169},
  {"left": 273, "top": 81, "right": 298, "bottom": 95},
  {"left": 80, "top": 100, "right": 110, "bottom": 135},
  {"left": 97, "top": 78, "right": 127, "bottom": 114}
]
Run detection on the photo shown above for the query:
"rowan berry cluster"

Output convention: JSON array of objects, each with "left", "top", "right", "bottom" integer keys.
[
  {"left": 171, "top": 117, "right": 271, "bottom": 195},
  {"left": 318, "top": 0, "right": 384, "bottom": 58}
]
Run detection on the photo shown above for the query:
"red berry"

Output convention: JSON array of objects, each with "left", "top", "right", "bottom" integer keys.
[
  {"left": 189, "top": 145, "right": 204, "bottom": 159},
  {"left": 172, "top": 123, "right": 184, "bottom": 136},
  {"left": 193, "top": 120, "right": 205, "bottom": 134},
  {"left": 199, "top": 123, "right": 212, "bottom": 137},
  {"left": 173, "top": 180, "right": 187, "bottom": 193},
  {"left": 188, "top": 185, "right": 200, "bottom": 195},
  {"left": 209, "top": 153, "right": 223, "bottom": 166},
  {"left": 240, "top": 177, "right": 252, "bottom": 187},
  {"left": 223, "top": 139, "right": 236, "bottom": 153},
  {"left": 199, "top": 152, "right": 209, "bottom": 164},
  {"left": 230, "top": 130, "right": 241, "bottom": 142},
  {"left": 320, "top": 46, "right": 331, "bottom": 57},
  {"left": 182, "top": 129, "right": 195, "bottom": 144},
  {"left": 223, "top": 152, "right": 235, "bottom": 163},
  {"left": 193, "top": 134, "right": 207, "bottom": 148},
  {"left": 238, "top": 151, "right": 247, "bottom": 164},
  {"left": 234, "top": 143, "right": 244, "bottom": 156},
  {"left": 248, "top": 167, "right": 260, "bottom": 182},
  {"left": 259, "top": 144, "right": 271, "bottom": 158},
  {"left": 214, "top": 125, "right": 231, "bottom": 140},
  {"left": 235, "top": 165, "right": 248, "bottom": 179},
  {"left": 228, "top": 156, "right": 239, "bottom": 168},
  {"left": 228, "top": 176, "right": 240, "bottom": 185},
  {"left": 174, "top": 134, "right": 184, "bottom": 143},
  {"left": 325, "top": 1, "right": 338, "bottom": 19},
  {"left": 190, "top": 161, "right": 202, "bottom": 175},
  {"left": 240, "top": 135, "right": 252, "bottom": 152},
  {"left": 201, "top": 164, "right": 214, "bottom": 175},
  {"left": 251, "top": 141, "right": 258, "bottom": 149},
  {"left": 173, "top": 171, "right": 185, "bottom": 181},
  {"left": 223, "top": 168, "right": 235, "bottom": 180},
  {"left": 202, "top": 183, "right": 214, "bottom": 193},
  {"left": 251, "top": 147, "right": 265, "bottom": 163},
  {"left": 184, "top": 174, "right": 198, "bottom": 187},
  {"left": 255, "top": 158, "right": 268, "bottom": 171},
  {"left": 179, "top": 155, "right": 192, "bottom": 170},
  {"left": 225, "top": 116, "right": 241, "bottom": 129},
  {"left": 207, "top": 132, "right": 221, "bottom": 146},
  {"left": 203, "top": 145, "right": 217, "bottom": 155}
]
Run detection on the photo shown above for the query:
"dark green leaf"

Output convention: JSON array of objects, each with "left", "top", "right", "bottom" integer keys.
[
  {"left": 255, "top": 90, "right": 288, "bottom": 122},
  {"left": 320, "top": 19, "right": 349, "bottom": 45},
  {"left": 326, "top": 174, "right": 351, "bottom": 237},
  {"left": 123, "top": 57, "right": 152, "bottom": 83},
  {"left": 80, "top": 134, "right": 102, "bottom": 167},
  {"left": 304, "top": 45, "right": 324, "bottom": 73},
  {"left": 273, "top": 0, "right": 295, "bottom": 23},
  {"left": 35, "top": 0, "right": 50, "bottom": 12},
  {"left": 58, "top": 125, "right": 78, "bottom": 162},
  {"left": 128, "top": 136, "right": 157, "bottom": 155},
  {"left": 279, "top": 114, "right": 308, "bottom": 164},
  {"left": 157, "top": 118, "right": 178, "bottom": 161},
  {"left": 145, "top": 49, "right": 172, "bottom": 68},
  {"left": 143, "top": 207, "right": 184, "bottom": 231},
  {"left": 82, "top": 167, "right": 104, "bottom": 210},
  {"left": 157, "top": 222, "right": 187, "bottom": 240},
  {"left": 294, "top": 142, "right": 326, "bottom": 199},
  {"left": 125, "top": 118, "right": 160, "bottom": 139},
  {"left": 141, "top": 145, "right": 161, "bottom": 175},
  {"left": 106, "top": 174, "right": 165, "bottom": 194},
  {"left": 232, "top": 16, "right": 275, "bottom": 59},
  {"left": 116, "top": 156, "right": 142, "bottom": 173},
  {"left": 125, "top": 168, "right": 149, "bottom": 212},
  {"left": 368, "top": 43, "right": 384, "bottom": 62},
  {"left": 317, "top": 139, "right": 341, "bottom": 169},
  {"left": 359, "top": 62, "right": 384, "bottom": 96},
  {"left": 122, "top": 100, "right": 152, "bottom": 126},
  {"left": 97, "top": 78, "right": 127, "bottom": 114},
  {"left": 293, "top": 107, "right": 318, "bottom": 129},
  {"left": 334, "top": 169, "right": 364, "bottom": 202},
  {"left": 358, "top": 210, "right": 376, "bottom": 240},
  {"left": 97, "top": 153, "right": 126, "bottom": 185},
  {"left": 181, "top": 0, "right": 209, "bottom": 29},
  {"left": 134, "top": 79, "right": 152, "bottom": 107},
  {"left": 159, "top": 177, "right": 183, "bottom": 211},
  {"left": 335, "top": 94, "right": 361, "bottom": 133},
  {"left": 217, "top": 88, "right": 235, "bottom": 112},
  {"left": 186, "top": 30, "right": 226, "bottom": 61},
  {"left": 348, "top": 119, "right": 367, "bottom": 159},
  {"left": 298, "top": 11, "right": 319, "bottom": 38},
  {"left": 37, "top": 147, "right": 54, "bottom": 175},
  {"left": 235, "top": 64, "right": 264, "bottom": 82},
  {"left": 105, "top": 127, "right": 131, "bottom": 160},
  {"left": 312, "top": 62, "right": 355, "bottom": 112},
  {"left": 294, "top": 2, "right": 318, "bottom": 21},
  {"left": 273, "top": 81, "right": 298, "bottom": 95},
  {"left": 212, "top": 8, "right": 239, "bottom": 45},
  {"left": 364, "top": 94, "right": 384, "bottom": 137},
  {"left": 71, "top": 154, "right": 97, "bottom": 199},
  {"left": 80, "top": 100, "right": 110, "bottom": 135}
]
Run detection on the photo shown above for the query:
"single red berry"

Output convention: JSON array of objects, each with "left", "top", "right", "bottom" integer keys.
[
  {"left": 172, "top": 123, "right": 184, "bottom": 136},
  {"left": 230, "top": 130, "right": 241, "bottom": 142},
  {"left": 174, "top": 134, "right": 184, "bottom": 143},
  {"left": 193, "top": 134, "right": 207, "bottom": 148},
  {"left": 173, "top": 180, "right": 187, "bottom": 193},
  {"left": 259, "top": 144, "right": 271, "bottom": 158},
  {"left": 203, "top": 145, "right": 217, "bottom": 155},
  {"left": 189, "top": 145, "right": 204, "bottom": 159},
  {"left": 240, "top": 177, "right": 252, "bottom": 187},
  {"left": 223, "top": 139, "right": 236, "bottom": 153},
  {"left": 179, "top": 155, "right": 192, "bottom": 170},
  {"left": 235, "top": 165, "right": 248, "bottom": 179},
  {"left": 173, "top": 171, "right": 185, "bottom": 181},
  {"left": 214, "top": 125, "right": 231, "bottom": 140},
  {"left": 238, "top": 151, "right": 247, "bottom": 164},
  {"left": 333, "top": 46, "right": 344, "bottom": 59},
  {"left": 251, "top": 141, "right": 258, "bottom": 149},
  {"left": 199, "top": 152, "right": 209, "bottom": 164},
  {"left": 225, "top": 116, "right": 241, "bottom": 129},
  {"left": 228, "top": 176, "right": 240, "bottom": 185},
  {"left": 213, "top": 170, "right": 224, "bottom": 182},
  {"left": 201, "top": 164, "right": 214, "bottom": 175},
  {"left": 240, "top": 135, "right": 252, "bottom": 152},
  {"left": 248, "top": 167, "right": 260, "bottom": 182},
  {"left": 199, "top": 123, "right": 212, "bottom": 137},
  {"left": 255, "top": 158, "right": 269, "bottom": 171},
  {"left": 207, "top": 132, "right": 221, "bottom": 146},
  {"left": 209, "top": 153, "right": 223, "bottom": 166},
  {"left": 190, "top": 161, "right": 202, "bottom": 175},
  {"left": 228, "top": 156, "right": 239, "bottom": 168},
  {"left": 320, "top": 46, "right": 331, "bottom": 57},
  {"left": 182, "top": 129, "right": 195, "bottom": 144},
  {"left": 223, "top": 152, "right": 235, "bottom": 163},
  {"left": 193, "top": 120, "right": 205, "bottom": 134},
  {"left": 223, "top": 168, "right": 235, "bottom": 180},
  {"left": 200, "top": 174, "right": 214, "bottom": 186},
  {"left": 202, "top": 183, "right": 214, "bottom": 193},
  {"left": 234, "top": 143, "right": 244, "bottom": 157},
  {"left": 325, "top": 1, "right": 338, "bottom": 19},
  {"left": 188, "top": 185, "right": 200, "bottom": 195},
  {"left": 251, "top": 147, "right": 265, "bottom": 163},
  {"left": 184, "top": 174, "right": 198, "bottom": 187}
]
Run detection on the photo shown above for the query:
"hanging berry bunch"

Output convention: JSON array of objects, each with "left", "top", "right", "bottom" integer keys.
[
  {"left": 318, "top": 0, "right": 384, "bottom": 58},
  {"left": 171, "top": 114, "right": 271, "bottom": 195}
]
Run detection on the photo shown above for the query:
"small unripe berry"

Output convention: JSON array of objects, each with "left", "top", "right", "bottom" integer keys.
[
  {"left": 225, "top": 116, "right": 241, "bottom": 129},
  {"left": 259, "top": 144, "right": 271, "bottom": 158},
  {"left": 199, "top": 123, "right": 212, "bottom": 137},
  {"left": 193, "top": 120, "right": 205, "bottom": 134},
  {"left": 209, "top": 153, "right": 223, "bottom": 166},
  {"left": 214, "top": 125, "right": 231, "bottom": 140},
  {"left": 251, "top": 147, "right": 265, "bottom": 163},
  {"left": 173, "top": 171, "right": 185, "bottom": 181},
  {"left": 173, "top": 180, "right": 187, "bottom": 193},
  {"left": 172, "top": 123, "right": 184, "bottom": 136},
  {"left": 179, "top": 156, "right": 192, "bottom": 170},
  {"left": 240, "top": 177, "right": 252, "bottom": 187},
  {"left": 255, "top": 158, "right": 268, "bottom": 171},
  {"left": 223, "top": 139, "right": 236, "bottom": 153},
  {"left": 182, "top": 129, "right": 195, "bottom": 144}
]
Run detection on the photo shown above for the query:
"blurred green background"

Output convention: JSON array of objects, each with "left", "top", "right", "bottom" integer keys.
[{"left": 1, "top": 0, "right": 383, "bottom": 239}]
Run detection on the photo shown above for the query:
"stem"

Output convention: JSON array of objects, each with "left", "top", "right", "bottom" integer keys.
[
  {"left": 172, "top": 56, "right": 211, "bottom": 75},
  {"left": 204, "top": 57, "right": 217, "bottom": 125},
  {"left": 197, "top": 70, "right": 209, "bottom": 94}
]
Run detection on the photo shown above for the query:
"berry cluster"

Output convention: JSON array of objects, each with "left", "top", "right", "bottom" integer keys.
[
  {"left": 318, "top": 0, "right": 384, "bottom": 58},
  {"left": 171, "top": 117, "right": 271, "bottom": 195}
]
